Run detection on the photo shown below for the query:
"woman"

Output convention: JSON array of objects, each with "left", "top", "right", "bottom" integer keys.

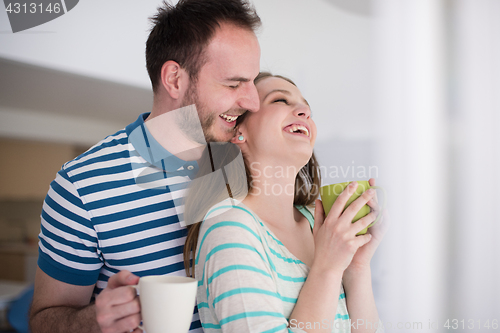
[{"left": 184, "top": 72, "right": 387, "bottom": 332}]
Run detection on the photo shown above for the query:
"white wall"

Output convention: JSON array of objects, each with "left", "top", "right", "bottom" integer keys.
[
  {"left": 0, "top": 0, "right": 373, "bottom": 145},
  {"left": 0, "top": 0, "right": 155, "bottom": 87}
]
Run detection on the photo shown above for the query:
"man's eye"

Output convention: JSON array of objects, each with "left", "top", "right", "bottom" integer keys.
[
  {"left": 273, "top": 98, "right": 288, "bottom": 104},
  {"left": 229, "top": 84, "right": 240, "bottom": 89}
]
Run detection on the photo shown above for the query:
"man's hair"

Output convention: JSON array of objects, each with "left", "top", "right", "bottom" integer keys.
[{"left": 146, "top": 0, "right": 261, "bottom": 93}]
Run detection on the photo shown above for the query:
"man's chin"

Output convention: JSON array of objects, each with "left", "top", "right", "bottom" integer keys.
[{"left": 205, "top": 128, "right": 235, "bottom": 143}]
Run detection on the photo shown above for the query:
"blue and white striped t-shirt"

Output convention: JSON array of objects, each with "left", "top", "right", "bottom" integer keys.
[
  {"left": 195, "top": 200, "right": 352, "bottom": 333},
  {"left": 38, "top": 113, "right": 202, "bottom": 332}
]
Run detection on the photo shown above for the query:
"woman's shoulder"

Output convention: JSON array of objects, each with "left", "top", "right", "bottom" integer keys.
[
  {"left": 199, "top": 198, "right": 263, "bottom": 235},
  {"left": 196, "top": 198, "right": 267, "bottom": 255},
  {"left": 202, "top": 198, "right": 259, "bottom": 224}
]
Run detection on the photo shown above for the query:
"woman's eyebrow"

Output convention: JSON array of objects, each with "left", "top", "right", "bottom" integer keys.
[
  {"left": 264, "top": 89, "right": 309, "bottom": 106},
  {"left": 264, "top": 89, "right": 291, "bottom": 100}
]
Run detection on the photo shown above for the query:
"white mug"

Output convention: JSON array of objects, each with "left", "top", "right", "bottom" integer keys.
[{"left": 133, "top": 275, "right": 197, "bottom": 333}]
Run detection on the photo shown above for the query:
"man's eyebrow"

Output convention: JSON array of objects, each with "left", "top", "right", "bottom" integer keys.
[
  {"left": 226, "top": 77, "right": 251, "bottom": 82},
  {"left": 264, "top": 89, "right": 310, "bottom": 106}
]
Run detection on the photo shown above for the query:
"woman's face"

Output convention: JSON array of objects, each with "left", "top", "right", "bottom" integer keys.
[{"left": 234, "top": 76, "right": 317, "bottom": 168}]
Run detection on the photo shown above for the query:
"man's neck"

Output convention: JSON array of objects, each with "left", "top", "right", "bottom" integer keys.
[{"left": 146, "top": 105, "right": 206, "bottom": 161}]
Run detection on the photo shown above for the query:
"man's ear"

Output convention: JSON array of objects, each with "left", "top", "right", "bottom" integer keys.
[{"left": 160, "top": 61, "right": 188, "bottom": 99}]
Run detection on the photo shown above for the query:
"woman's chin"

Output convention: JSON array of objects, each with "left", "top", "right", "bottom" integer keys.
[
  {"left": 295, "top": 145, "right": 314, "bottom": 159},
  {"left": 276, "top": 146, "right": 313, "bottom": 168}
]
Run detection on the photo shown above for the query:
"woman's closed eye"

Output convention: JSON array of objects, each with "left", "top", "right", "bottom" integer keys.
[{"left": 273, "top": 98, "right": 288, "bottom": 104}]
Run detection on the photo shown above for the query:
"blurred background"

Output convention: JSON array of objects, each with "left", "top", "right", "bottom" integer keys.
[{"left": 0, "top": 0, "right": 498, "bottom": 332}]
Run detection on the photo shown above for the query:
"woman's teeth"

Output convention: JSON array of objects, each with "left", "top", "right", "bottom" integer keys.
[
  {"left": 220, "top": 114, "right": 238, "bottom": 123},
  {"left": 287, "top": 125, "right": 309, "bottom": 137}
]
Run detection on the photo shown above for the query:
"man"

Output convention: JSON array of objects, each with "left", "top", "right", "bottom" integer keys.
[{"left": 29, "top": 1, "right": 261, "bottom": 332}]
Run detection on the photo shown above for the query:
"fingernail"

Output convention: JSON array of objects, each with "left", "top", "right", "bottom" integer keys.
[
  {"left": 350, "top": 181, "right": 358, "bottom": 188},
  {"left": 368, "top": 189, "right": 375, "bottom": 195}
]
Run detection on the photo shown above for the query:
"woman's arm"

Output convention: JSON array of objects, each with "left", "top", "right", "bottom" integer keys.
[
  {"left": 342, "top": 178, "right": 389, "bottom": 333},
  {"left": 342, "top": 267, "right": 380, "bottom": 332},
  {"left": 288, "top": 182, "right": 377, "bottom": 333},
  {"left": 287, "top": 266, "right": 344, "bottom": 332}
]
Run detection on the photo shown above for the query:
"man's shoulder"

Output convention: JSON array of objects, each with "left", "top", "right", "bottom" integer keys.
[
  {"left": 62, "top": 113, "right": 148, "bottom": 175},
  {"left": 62, "top": 128, "right": 131, "bottom": 174}
]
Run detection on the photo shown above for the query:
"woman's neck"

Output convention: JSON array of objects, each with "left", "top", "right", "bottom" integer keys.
[{"left": 242, "top": 161, "right": 302, "bottom": 230}]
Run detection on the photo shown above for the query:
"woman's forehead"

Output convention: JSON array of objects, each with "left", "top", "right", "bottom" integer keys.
[{"left": 256, "top": 77, "right": 301, "bottom": 98}]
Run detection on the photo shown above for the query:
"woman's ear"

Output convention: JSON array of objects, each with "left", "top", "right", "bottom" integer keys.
[
  {"left": 231, "top": 130, "right": 246, "bottom": 144},
  {"left": 160, "top": 61, "right": 187, "bottom": 100}
]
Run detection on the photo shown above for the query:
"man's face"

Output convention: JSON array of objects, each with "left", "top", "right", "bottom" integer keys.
[{"left": 180, "top": 23, "right": 261, "bottom": 143}]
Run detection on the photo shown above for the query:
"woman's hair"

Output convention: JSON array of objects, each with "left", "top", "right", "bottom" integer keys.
[
  {"left": 183, "top": 72, "right": 322, "bottom": 277},
  {"left": 254, "top": 71, "right": 296, "bottom": 86}
]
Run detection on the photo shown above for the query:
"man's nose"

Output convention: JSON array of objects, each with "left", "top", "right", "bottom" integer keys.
[{"left": 238, "top": 83, "right": 260, "bottom": 113}]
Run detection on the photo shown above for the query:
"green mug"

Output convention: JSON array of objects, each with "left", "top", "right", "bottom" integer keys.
[{"left": 319, "top": 181, "right": 386, "bottom": 235}]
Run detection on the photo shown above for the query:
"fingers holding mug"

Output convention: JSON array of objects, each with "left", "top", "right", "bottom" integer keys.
[
  {"left": 368, "top": 178, "right": 378, "bottom": 204},
  {"left": 319, "top": 180, "right": 386, "bottom": 236},
  {"left": 342, "top": 188, "right": 375, "bottom": 221},
  {"left": 367, "top": 208, "right": 391, "bottom": 240},
  {"left": 327, "top": 181, "right": 359, "bottom": 220},
  {"left": 366, "top": 198, "right": 380, "bottom": 216},
  {"left": 352, "top": 211, "right": 377, "bottom": 236}
]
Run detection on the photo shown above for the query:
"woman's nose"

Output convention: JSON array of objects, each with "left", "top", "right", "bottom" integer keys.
[{"left": 294, "top": 104, "right": 311, "bottom": 118}]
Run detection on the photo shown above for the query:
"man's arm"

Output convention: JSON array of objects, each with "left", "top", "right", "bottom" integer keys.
[
  {"left": 30, "top": 268, "right": 142, "bottom": 333},
  {"left": 30, "top": 267, "right": 99, "bottom": 333}
]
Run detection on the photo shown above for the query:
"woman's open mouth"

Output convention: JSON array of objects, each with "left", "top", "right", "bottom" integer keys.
[{"left": 283, "top": 123, "right": 310, "bottom": 137}]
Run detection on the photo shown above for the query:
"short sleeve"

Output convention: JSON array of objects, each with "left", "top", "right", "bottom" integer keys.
[
  {"left": 38, "top": 167, "right": 103, "bottom": 286},
  {"left": 195, "top": 203, "right": 306, "bottom": 333}
]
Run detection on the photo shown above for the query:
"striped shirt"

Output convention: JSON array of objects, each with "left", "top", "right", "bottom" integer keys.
[
  {"left": 195, "top": 199, "right": 351, "bottom": 333},
  {"left": 38, "top": 113, "right": 202, "bottom": 332}
]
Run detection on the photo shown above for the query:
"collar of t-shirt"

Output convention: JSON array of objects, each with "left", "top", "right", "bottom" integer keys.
[{"left": 126, "top": 113, "right": 199, "bottom": 179}]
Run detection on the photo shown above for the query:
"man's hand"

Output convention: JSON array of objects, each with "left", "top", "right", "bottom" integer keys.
[{"left": 95, "top": 270, "right": 142, "bottom": 333}]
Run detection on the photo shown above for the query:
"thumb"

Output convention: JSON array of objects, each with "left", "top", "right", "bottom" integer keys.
[
  {"left": 107, "top": 270, "right": 139, "bottom": 289},
  {"left": 313, "top": 199, "right": 325, "bottom": 237},
  {"left": 355, "top": 233, "right": 372, "bottom": 248}
]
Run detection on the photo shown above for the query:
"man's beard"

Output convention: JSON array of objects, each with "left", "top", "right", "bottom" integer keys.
[{"left": 176, "top": 83, "right": 236, "bottom": 143}]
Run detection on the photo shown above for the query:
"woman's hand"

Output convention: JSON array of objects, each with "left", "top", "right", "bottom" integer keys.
[
  {"left": 312, "top": 181, "right": 376, "bottom": 276},
  {"left": 346, "top": 178, "right": 390, "bottom": 272}
]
